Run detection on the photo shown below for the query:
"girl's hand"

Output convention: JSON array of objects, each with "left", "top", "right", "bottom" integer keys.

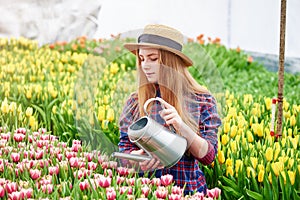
[
  {"left": 157, "top": 97, "right": 183, "bottom": 131},
  {"left": 130, "top": 149, "right": 163, "bottom": 171}
]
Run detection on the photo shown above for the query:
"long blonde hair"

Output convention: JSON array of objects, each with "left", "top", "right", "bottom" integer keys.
[{"left": 136, "top": 49, "right": 209, "bottom": 134}]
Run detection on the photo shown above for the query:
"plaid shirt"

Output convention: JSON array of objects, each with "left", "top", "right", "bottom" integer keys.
[{"left": 118, "top": 92, "right": 221, "bottom": 195}]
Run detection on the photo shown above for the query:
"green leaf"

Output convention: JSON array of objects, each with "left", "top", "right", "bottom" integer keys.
[{"left": 245, "top": 189, "right": 263, "bottom": 200}]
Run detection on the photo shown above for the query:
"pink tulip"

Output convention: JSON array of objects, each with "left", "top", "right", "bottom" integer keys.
[
  {"left": 38, "top": 128, "right": 47, "bottom": 134},
  {"left": 16, "top": 128, "right": 26, "bottom": 134},
  {"left": 84, "top": 152, "right": 94, "bottom": 162},
  {"left": 11, "top": 153, "right": 20, "bottom": 163},
  {"left": 161, "top": 174, "right": 173, "bottom": 186},
  {"left": 140, "top": 177, "right": 151, "bottom": 185},
  {"left": 192, "top": 192, "right": 205, "bottom": 200},
  {"left": 116, "top": 176, "right": 125, "bottom": 185},
  {"left": 57, "top": 153, "right": 63, "bottom": 161},
  {"left": 104, "top": 169, "right": 113, "bottom": 177},
  {"left": 71, "top": 144, "right": 81, "bottom": 152},
  {"left": 20, "top": 188, "right": 33, "bottom": 199},
  {"left": 154, "top": 186, "right": 168, "bottom": 199},
  {"left": 35, "top": 150, "right": 44, "bottom": 159},
  {"left": 69, "top": 157, "right": 79, "bottom": 168},
  {"left": 49, "top": 166, "right": 59, "bottom": 175},
  {"left": 40, "top": 134, "right": 50, "bottom": 140},
  {"left": 151, "top": 178, "right": 161, "bottom": 186},
  {"left": 13, "top": 133, "right": 25, "bottom": 142},
  {"left": 120, "top": 186, "right": 133, "bottom": 195},
  {"left": 88, "top": 162, "right": 97, "bottom": 170},
  {"left": 106, "top": 187, "right": 116, "bottom": 200},
  {"left": 1, "top": 133, "right": 10, "bottom": 140},
  {"left": 117, "top": 167, "right": 129, "bottom": 176},
  {"left": 207, "top": 187, "right": 221, "bottom": 199},
  {"left": 41, "top": 184, "right": 53, "bottom": 194},
  {"left": 65, "top": 151, "right": 76, "bottom": 160},
  {"left": 8, "top": 191, "right": 23, "bottom": 200},
  {"left": 168, "top": 193, "right": 182, "bottom": 200},
  {"left": 0, "top": 185, "right": 5, "bottom": 198},
  {"left": 30, "top": 169, "right": 41, "bottom": 180},
  {"left": 79, "top": 180, "right": 89, "bottom": 191},
  {"left": 5, "top": 182, "right": 18, "bottom": 193},
  {"left": 97, "top": 175, "right": 111, "bottom": 188},
  {"left": 171, "top": 186, "right": 183, "bottom": 195},
  {"left": 141, "top": 185, "right": 150, "bottom": 197},
  {"left": 126, "top": 177, "right": 135, "bottom": 186}
]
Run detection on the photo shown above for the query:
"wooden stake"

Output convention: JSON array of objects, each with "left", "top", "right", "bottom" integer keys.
[{"left": 276, "top": 0, "right": 287, "bottom": 137}]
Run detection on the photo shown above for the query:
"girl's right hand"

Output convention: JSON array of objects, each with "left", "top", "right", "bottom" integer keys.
[{"left": 130, "top": 149, "right": 163, "bottom": 171}]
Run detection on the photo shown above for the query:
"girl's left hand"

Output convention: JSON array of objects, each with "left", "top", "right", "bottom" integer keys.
[{"left": 157, "top": 98, "right": 183, "bottom": 131}]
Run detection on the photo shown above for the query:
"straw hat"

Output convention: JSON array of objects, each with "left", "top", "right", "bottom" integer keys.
[{"left": 124, "top": 24, "right": 193, "bottom": 66}]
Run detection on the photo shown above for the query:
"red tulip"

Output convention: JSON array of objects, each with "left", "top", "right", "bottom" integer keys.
[
  {"left": 30, "top": 169, "right": 41, "bottom": 180},
  {"left": 207, "top": 187, "right": 221, "bottom": 199},
  {"left": 1, "top": 133, "right": 10, "bottom": 140},
  {"left": 161, "top": 174, "right": 173, "bottom": 186},
  {"left": 11, "top": 153, "right": 20, "bottom": 163},
  {"left": 16, "top": 128, "right": 26, "bottom": 134},
  {"left": 84, "top": 152, "right": 94, "bottom": 162}
]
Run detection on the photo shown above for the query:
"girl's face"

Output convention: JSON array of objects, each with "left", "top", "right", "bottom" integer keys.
[{"left": 139, "top": 48, "right": 160, "bottom": 83}]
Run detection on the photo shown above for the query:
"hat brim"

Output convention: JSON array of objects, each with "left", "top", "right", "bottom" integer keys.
[{"left": 124, "top": 42, "right": 193, "bottom": 67}]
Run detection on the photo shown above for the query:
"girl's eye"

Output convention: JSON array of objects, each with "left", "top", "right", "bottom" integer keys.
[{"left": 150, "top": 58, "right": 158, "bottom": 61}]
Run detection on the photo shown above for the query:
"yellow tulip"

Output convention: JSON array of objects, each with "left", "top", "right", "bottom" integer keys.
[
  {"left": 247, "top": 130, "right": 254, "bottom": 143},
  {"left": 290, "top": 115, "right": 296, "bottom": 126},
  {"left": 257, "top": 123, "right": 264, "bottom": 137},
  {"left": 258, "top": 169, "right": 264, "bottom": 183},
  {"left": 271, "top": 162, "right": 284, "bottom": 177},
  {"left": 235, "top": 159, "right": 243, "bottom": 174},
  {"left": 226, "top": 166, "right": 234, "bottom": 177},
  {"left": 268, "top": 172, "right": 272, "bottom": 184},
  {"left": 223, "top": 121, "right": 230, "bottom": 134},
  {"left": 274, "top": 148, "right": 280, "bottom": 161},
  {"left": 288, "top": 171, "right": 295, "bottom": 185},
  {"left": 283, "top": 99, "right": 289, "bottom": 111},
  {"left": 225, "top": 158, "right": 233, "bottom": 167},
  {"left": 97, "top": 106, "right": 105, "bottom": 121},
  {"left": 103, "top": 95, "right": 109, "bottom": 105},
  {"left": 264, "top": 97, "right": 272, "bottom": 110},
  {"left": 230, "top": 141, "right": 237, "bottom": 153},
  {"left": 218, "top": 150, "right": 225, "bottom": 164},
  {"left": 9, "top": 102, "right": 17, "bottom": 113},
  {"left": 221, "top": 134, "right": 229, "bottom": 145},
  {"left": 250, "top": 157, "right": 258, "bottom": 169},
  {"left": 1, "top": 97, "right": 9, "bottom": 114},
  {"left": 26, "top": 90, "right": 32, "bottom": 99},
  {"left": 101, "top": 120, "right": 109, "bottom": 130},
  {"left": 298, "top": 165, "right": 300, "bottom": 174},
  {"left": 25, "top": 107, "right": 33, "bottom": 117},
  {"left": 29, "top": 116, "right": 36, "bottom": 128},
  {"left": 265, "top": 147, "right": 273, "bottom": 162},
  {"left": 106, "top": 108, "right": 115, "bottom": 122},
  {"left": 230, "top": 125, "right": 237, "bottom": 138},
  {"left": 290, "top": 138, "right": 298, "bottom": 149},
  {"left": 247, "top": 167, "right": 256, "bottom": 178},
  {"left": 280, "top": 171, "right": 287, "bottom": 185}
]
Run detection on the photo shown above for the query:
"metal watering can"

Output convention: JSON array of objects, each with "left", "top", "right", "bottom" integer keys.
[{"left": 112, "top": 97, "right": 187, "bottom": 168}]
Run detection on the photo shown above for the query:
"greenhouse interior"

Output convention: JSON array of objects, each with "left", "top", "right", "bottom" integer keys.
[{"left": 0, "top": 0, "right": 299, "bottom": 199}]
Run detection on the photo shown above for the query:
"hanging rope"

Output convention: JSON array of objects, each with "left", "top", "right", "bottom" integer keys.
[{"left": 276, "top": 0, "right": 287, "bottom": 137}]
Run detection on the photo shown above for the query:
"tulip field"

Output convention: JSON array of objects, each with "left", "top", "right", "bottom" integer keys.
[{"left": 0, "top": 35, "right": 299, "bottom": 199}]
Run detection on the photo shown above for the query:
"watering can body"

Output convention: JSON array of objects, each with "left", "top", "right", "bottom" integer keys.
[{"left": 112, "top": 97, "right": 188, "bottom": 168}]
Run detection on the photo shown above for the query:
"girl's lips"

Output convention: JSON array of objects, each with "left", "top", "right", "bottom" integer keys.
[{"left": 145, "top": 73, "right": 154, "bottom": 76}]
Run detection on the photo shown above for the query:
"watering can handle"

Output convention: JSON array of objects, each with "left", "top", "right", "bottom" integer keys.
[{"left": 143, "top": 97, "right": 176, "bottom": 133}]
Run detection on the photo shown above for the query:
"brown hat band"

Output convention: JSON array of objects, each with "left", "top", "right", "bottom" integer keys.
[{"left": 138, "top": 34, "right": 183, "bottom": 51}]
